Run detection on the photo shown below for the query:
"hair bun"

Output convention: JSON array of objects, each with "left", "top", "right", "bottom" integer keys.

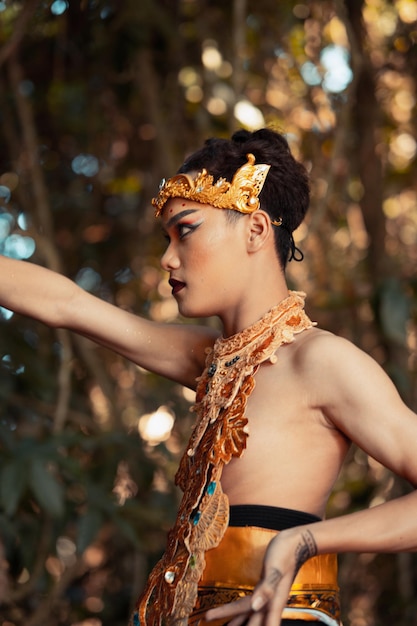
[
  {"left": 231, "top": 129, "right": 252, "bottom": 144},
  {"left": 177, "top": 127, "right": 309, "bottom": 269}
]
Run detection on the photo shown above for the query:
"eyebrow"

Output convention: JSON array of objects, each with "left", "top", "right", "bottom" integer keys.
[{"left": 164, "top": 208, "right": 199, "bottom": 230}]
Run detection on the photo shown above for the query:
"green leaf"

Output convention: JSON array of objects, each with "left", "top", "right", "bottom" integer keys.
[
  {"left": 28, "top": 460, "right": 64, "bottom": 518},
  {"left": 379, "top": 278, "right": 410, "bottom": 346},
  {"left": 112, "top": 515, "right": 141, "bottom": 548},
  {"left": 0, "top": 461, "right": 27, "bottom": 516},
  {"left": 77, "top": 508, "right": 103, "bottom": 554}
]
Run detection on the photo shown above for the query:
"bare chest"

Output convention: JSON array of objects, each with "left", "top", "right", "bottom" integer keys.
[{"left": 220, "top": 356, "right": 350, "bottom": 515}]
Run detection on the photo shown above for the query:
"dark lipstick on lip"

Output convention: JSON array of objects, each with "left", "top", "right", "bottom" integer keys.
[{"left": 169, "top": 278, "right": 185, "bottom": 294}]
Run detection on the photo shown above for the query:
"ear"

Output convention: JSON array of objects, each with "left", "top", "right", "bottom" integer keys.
[{"left": 246, "top": 210, "right": 273, "bottom": 252}]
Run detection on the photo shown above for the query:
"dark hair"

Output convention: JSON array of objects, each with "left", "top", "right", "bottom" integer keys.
[{"left": 178, "top": 128, "right": 310, "bottom": 269}]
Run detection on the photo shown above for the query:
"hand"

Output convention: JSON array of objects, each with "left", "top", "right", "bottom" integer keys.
[{"left": 205, "top": 527, "right": 317, "bottom": 626}]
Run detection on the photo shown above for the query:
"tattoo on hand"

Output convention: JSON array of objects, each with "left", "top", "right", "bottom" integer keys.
[
  {"left": 267, "top": 567, "right": 283, "bottom": 587},
  {"left": 252, "top": 568, "right": 283, "bottom": 611},
  {"left": 294, "top": 530, "right": 317, "bottom": 574}
]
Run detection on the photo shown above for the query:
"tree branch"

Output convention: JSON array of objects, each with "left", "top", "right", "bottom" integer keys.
[
  {"left": 7, "top": 53, "right": 73, "bottom": 432},
  {"left": 0, "top": 0, "right": 41, "bottom": 69}
]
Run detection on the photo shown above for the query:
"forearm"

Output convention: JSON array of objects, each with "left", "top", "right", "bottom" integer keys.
[
  {"left": 306, "top": 490, "right": 417, "bottom": 555},
  {"left": 0, "top": 255, "right": 78, "bottom": 327}
]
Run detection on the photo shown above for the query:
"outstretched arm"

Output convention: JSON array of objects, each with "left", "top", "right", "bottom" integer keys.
[
  {"left": 0, "top": 255, "right": 218, "bottom": 388},
  {"left": 206, "top": 333, "right": 417, "bottom": 625}
]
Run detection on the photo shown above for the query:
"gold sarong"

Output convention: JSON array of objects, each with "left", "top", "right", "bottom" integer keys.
[{"left": 189, "top": 526, "right": 341, "bottom": 625}]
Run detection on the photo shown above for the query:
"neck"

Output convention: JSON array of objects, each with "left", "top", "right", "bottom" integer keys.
[{"left": 220, "top": 284, "right": 290, "bottom": 338}]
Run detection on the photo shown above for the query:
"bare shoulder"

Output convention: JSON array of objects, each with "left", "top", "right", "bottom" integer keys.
[
  {"left": 290, "top": 325, "right": 397, "bottom": 398},
  {"left": 289, "top": 325, "right": 364, "bottom": 371},
  {"left": 290, "top": 326, "right": 417, "bottom": 483},
  {"left": 287, "top": 325, "right": 405, "bottom": 422}
]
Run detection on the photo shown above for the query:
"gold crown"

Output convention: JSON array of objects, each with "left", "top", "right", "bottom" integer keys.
[{"left": 152, "top": 153, "right": 270, "bottom": 217}]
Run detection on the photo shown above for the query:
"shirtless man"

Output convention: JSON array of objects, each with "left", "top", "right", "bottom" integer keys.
[{"left": 1, "top": 128, "right": 416, "bottom": 626}]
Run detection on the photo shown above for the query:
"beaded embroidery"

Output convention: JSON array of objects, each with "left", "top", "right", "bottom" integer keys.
[{"left": 130, "top": 291, "right": 314, "bottom": 625}]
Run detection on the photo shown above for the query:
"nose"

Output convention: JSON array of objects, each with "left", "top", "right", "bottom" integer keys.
[{"left": 161, "top": 241, "right": 180, "bottom": 272}]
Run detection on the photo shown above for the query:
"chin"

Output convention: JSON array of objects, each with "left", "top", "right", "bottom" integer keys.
[{"left": 177, "top": 300, "right": 218, "bottom": 320}]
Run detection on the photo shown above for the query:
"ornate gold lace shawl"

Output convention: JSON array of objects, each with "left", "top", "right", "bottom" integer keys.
[{"left": 130, "top": 291, "right": 314, "bottom": 626}]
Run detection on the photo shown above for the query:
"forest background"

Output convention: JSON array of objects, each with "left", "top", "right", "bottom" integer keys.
[{"left": 0, "top": 1, "right": 416, "bottom": 625}]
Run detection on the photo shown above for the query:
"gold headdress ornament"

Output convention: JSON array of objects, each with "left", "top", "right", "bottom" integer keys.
[{"left": 152, "top": 153, "right": 271, "bottom": 217}]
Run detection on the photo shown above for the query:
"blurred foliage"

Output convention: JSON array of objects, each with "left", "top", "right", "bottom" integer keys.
[{"left": 0, "top": 0, "right": 416, "bottom": 625}]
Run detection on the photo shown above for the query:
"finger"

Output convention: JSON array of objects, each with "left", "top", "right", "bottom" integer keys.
[
  {"left": 245, "top": 610, "right": 266, "bottom": 626},
  {"left": 205, "top": 595, "right": 253, "bottom": 622},
  {"left": 250, "top": 567, "right": 283, "bottom": 613},
  {"left": 228, "top": 609, "right": 264, "bottom": 626},
  {"left": 264, "top": 576, "right": 293, "bottom": 626},
  {"left": 227, "top": 614, "right": 252, "bottom": 626},
  {"left": 264, "top": 596, "right": 285, "bottom": 626}
]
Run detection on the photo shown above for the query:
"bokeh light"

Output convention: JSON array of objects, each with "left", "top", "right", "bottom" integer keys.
[
  {"left": 2, "top": 234, "right": 36, "bottom": 260},
  {"left": 202, "top": 41, "right": 223, "bottom": 71},
  {"left": 320, "top": 45, "right": 353, "bottom": 93},
  {"left": 71, "top": 154, "right": 100, "bottom": 177},
  {"left": 51, "top": 0, "right": 69, "bottom": 16},
  {"left": 74, "top": 267, "right": 102, "bottom": 292},
  {"left": 0, "top": 306, "right": 13, "bottom": 320},
  {"left": 138, "top": 406, "right": 175, "bottom": 446},
  {"left": 234, "top": 100, "right": 265, "bottom": 129}
]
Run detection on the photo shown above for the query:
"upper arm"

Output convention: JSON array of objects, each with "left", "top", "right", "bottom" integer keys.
[
  {"left": 61, "top": 286, "right": 218, "bottom": 389},
  {"left": 307, "top": 334, "right": 417, "bottom": 485}
]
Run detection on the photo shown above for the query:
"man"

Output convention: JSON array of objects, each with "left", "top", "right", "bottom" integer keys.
[{"left": 1, "top": 129, "right": 416, "bottom": 626}]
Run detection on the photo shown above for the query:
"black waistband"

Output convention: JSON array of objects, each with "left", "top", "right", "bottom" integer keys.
[{"left": 229, "top": 504, "right": 321, "bottom": 531}]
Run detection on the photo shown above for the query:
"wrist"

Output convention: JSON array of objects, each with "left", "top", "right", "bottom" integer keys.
[{"left": 279, "top": 526, "right": 318, "bottom": 575}]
